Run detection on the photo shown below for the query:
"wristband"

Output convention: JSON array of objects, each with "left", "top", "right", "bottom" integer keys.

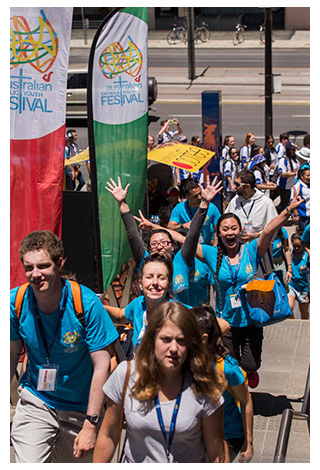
[{"left": 285, "top": 206, "right": 293, "bottom": 216}]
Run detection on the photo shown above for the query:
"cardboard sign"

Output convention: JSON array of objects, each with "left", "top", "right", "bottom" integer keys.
[{"left": 148, "top": 141, "right": 215, "bottom": 172}]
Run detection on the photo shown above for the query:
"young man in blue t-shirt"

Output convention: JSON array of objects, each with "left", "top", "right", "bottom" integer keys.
[
  {"left": 167, "top": 179, "right": 221, "bottom": 246},
  {"left": 10, "top": 230, "right": 119, "bottom": 463}
]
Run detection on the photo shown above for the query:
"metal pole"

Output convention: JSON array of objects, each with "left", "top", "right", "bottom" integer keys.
[
  {"left": 273, "top": 408, "right": 293, "bottom": 463},
  {"left": 264, "top": 8, "right": 273, "bottom": 138},
  {"left": 81, "top": 7, "right": 88, "bottom": 45},
  {"left": 187, "top": 8, "right": 196, "bottom": 81}
]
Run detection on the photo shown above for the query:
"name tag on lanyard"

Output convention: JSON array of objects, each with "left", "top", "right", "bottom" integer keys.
[{"left": 226, "top": 246, "right": 243, "bottom": 308}]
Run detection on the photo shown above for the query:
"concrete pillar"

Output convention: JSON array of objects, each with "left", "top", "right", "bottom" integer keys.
[
  {"left": 284, "top": 7, "right": 310, "bottom": 30},
  {"left": 148, "top": 7, "right": 156, "bottom": 30}
]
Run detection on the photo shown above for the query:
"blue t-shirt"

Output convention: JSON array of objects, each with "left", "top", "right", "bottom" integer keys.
[
  {"left": 202, "top": 240, "right": 261, "bottom": 327},
  {"left": 301, "top": 224, "right": 310, "bottom": 244},
  {"left": 216, "top": 355, "right": 245, "bottom": 440},
  {"left": 169, "top": 201, "right": 220, "bottom": 245},
  {"left": 289, "top": 250, "right": 309, "bottom": 292},
  {"left": 172, "top": 249, "right": 214, "bottom": 306},
  {"left": 10, "top": 280, "right": 119, "bottom": 411},
  {"left": 124, "top": 296, "right": 191, "bottom": 347},
  {"left": 272, "top": 227, "right": 288, "bottom": 259},
  {"left": 139, "top": 249, "right": 213, "bottom": 307}
]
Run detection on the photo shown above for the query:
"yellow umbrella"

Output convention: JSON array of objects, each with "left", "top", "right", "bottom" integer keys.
[{"left": 65, "top": 148, "right": 89, "bottom": 166}]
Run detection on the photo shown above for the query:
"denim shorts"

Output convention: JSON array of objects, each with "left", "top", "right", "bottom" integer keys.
[{"left": 288, "top": 285, "right": 308, "bottom": 303}]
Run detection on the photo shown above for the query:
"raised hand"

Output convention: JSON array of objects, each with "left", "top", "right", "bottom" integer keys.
[
  {"left": 199, "top": 175, "right": 223, "bottom": 205},
  {"left": 288, "top": 186, "right": 304, "bottom": 212},
  {"left": 105, "top": 176, "right": 130, "bottom": 204},
  {"left": 133, "top": 210, "right": 155, "bottom": 231}
]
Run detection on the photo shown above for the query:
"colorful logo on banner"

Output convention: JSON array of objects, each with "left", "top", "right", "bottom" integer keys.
[
  {"left": 99, "top": 35, "right": 142, "bottom": 81},
  {"left": 10, "top": 9, "right": 58, "bottom": 81},
  {"left": 97, "top": 35, "right": 144, "bottom": 111},
  {"left": 10, "top": 9, "right": 60, "bottom": 118}
]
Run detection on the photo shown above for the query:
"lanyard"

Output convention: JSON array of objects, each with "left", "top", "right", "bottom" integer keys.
[
  {"left": 33, "top": 283, "right": 68, "bottom": 364},
  {"left": 240, "top": 201, "right": 255, "bottom": 220},
  {"left": 225, "top": 245, "right": 243, "bottom": 293},
  {"left": 155, "top": 383, "right": 183, "bottom": 462}
]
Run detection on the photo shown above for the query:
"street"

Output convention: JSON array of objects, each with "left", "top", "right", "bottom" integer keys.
[{"left": 68, "top": 47, "right": 309, "bottom": 150}]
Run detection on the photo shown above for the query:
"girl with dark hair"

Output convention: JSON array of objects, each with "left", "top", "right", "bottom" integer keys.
[
  {"left": 94, "top": 301, "right": 229, "bottom": 463},
  {"left": 288, "top": 233, "right": 310, "bottom": 320},
  {"left": 180, "top": 176, "right": 304, "bottom": 388},
  {"left": 221, "top": 135, "right": 235, "bottom": 173},
  {"left": 264, "top": 135, "right": 278, "bottom": 188},
  {"left": 193, "top": 304, "right": 254, "bottom": 463}
]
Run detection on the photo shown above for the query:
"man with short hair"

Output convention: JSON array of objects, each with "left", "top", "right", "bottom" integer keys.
[
  {"left": 10, "top": 230, "right": 119, "bottom": 463},
  {"left": 226, "top": 169, "right": 278, "bottom": 247},
  {"left": 275, "top": 132, "right": 289, "bottom": 159},
  {"left": 157, "top": 118, "right": 183, "bottom": 144},
  {"left": 167, "top": 179, "right": 221, "bottom": 245}
]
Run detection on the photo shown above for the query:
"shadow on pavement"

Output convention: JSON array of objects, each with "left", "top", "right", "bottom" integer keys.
[{"left": 251, "top": 392, "right": 303, "bottom": 417}]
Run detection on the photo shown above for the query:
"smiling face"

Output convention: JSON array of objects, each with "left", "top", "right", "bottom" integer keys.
[
  {"left": 22, "top": 249, "right": 63, "bottom": 294},
  {"left": 149, "top": 232, "right": 173, "bottom": 257},
  {"left": 300, "top": 169, "right": 310, "bottom": 186},
  {"left": 140, "top": 261, "right": 171, "bottom": 303},
  {"left": 218, "top": 217, "right": 241, "bottom": 253},
  {"left": 154, "top": 320, "right": 189, "bottom": 374}
]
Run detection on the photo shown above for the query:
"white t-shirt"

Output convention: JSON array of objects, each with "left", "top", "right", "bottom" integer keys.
[{"left": 103, "top": 360, "right": 224, "bottom": 463}]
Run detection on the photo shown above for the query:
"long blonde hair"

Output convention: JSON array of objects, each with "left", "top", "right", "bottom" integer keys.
[{"left": 133, "top": 301, "right": 226, "bottom": 403}]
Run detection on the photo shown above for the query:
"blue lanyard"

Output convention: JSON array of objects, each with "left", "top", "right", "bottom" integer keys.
[
  {"left": 33, "top": 282, "right": 68, "bottom": 364},
  {"left": 225, "top": 245, "right": 243, "bottom": 293},
  {"left": 155, "top": 387, "right": 183, "bottom": 462},
  {"left": 240, "top": 201, "right": 255, "bottom": 220}
]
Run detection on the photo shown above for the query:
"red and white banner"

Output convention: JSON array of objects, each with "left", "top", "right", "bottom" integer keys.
[{"left": 10, "top": 7, "right": 73, "bottom": 287}]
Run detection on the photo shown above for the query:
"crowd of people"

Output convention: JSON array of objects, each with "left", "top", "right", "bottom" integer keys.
[{"left": 10, "top": 122, "right": 310, "bottom": 463}]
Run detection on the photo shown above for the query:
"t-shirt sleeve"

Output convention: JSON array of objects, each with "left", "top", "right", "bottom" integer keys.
[
  {"left": 81, "top": 286, "right": 119, "bottom": 352},
  {"left": 102, "top": 360, "right": 128, "bottom": 403},
  {"left": 10, "top": 287, "right": 21, "bottom": 342},
  {"left": 278, "top": 158, "right": 287, "bottom": 175},
  {"left": 254, "top": 170, "right": 262, "bottom": 185},
  {"left": 224, "top": 356, "right": 245, "bottom": 387},
  {"left": 211, "top": 204, "right": 221, "bottom": 225},
  {"left": 202, "top": 394, "right": 225, "bottom": 418},
  {"left": 124, "top": 297, "right": 138, "bottom": 322},
  {"left": 201, "top": 245, "right": 217, "bottom": 275}
]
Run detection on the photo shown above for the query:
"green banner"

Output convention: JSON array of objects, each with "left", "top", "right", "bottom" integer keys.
[{"left": 88, "top": 8, "right": 148, "bottom": 291}]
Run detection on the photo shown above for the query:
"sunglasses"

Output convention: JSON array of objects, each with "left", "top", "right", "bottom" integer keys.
[{"left": 234, "top": 181, "right": 246, "bottom": 187}]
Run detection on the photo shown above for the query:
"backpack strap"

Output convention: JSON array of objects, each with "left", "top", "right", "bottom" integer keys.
[
  {"left": 14, "top": 280, "right": 85, "bottom": 332},
  {"left": 68, "top": 280, "right": 85, "bottom": 329},
  {"left": 15, "top": 283, "right": 30, "bottom": 321},
  {"left": 216, "top": 357, "right": 246, "bottom": 408}
]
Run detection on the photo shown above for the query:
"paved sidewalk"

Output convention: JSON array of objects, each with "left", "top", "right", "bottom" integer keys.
[
  {"left": 71, "top": 28, "right": 310, "bottom": 50},
  {"left": 10, "top": 317, "right": 310, "bottom": 463}
]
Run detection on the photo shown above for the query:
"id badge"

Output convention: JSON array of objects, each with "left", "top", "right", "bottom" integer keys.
[
  {"left": 230, "top": 294, "right": 241, "bottom": 309},
  {"left": 37, "top": 365, "right": 59, "bottom": 391},
  {"left": 242, "top": 223, "right": 253, "bottom": 234}
]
